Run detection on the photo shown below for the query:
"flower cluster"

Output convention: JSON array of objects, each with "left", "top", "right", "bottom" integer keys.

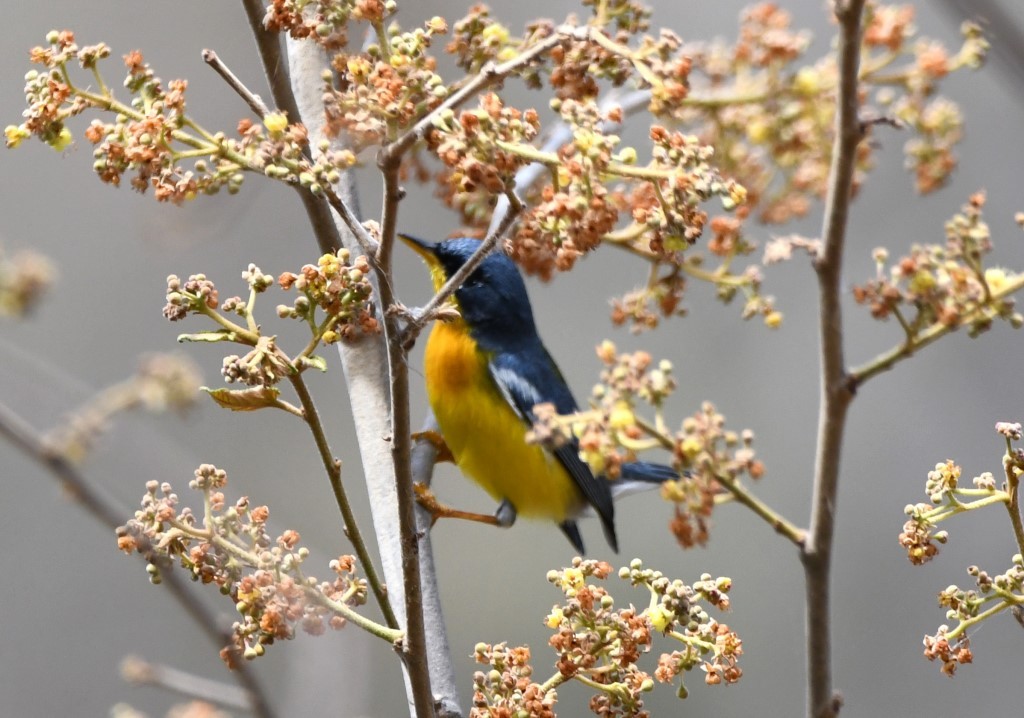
[
  {"left": 263, "top": 0, "right": 398, "bottom": 51},
  {"left": 665, "top": 401, "right": 763, "bottom": 549},
  {"left": 0, "top": 245, "right": 55, "bottom": 318},
  {"left": 853, "top": 193, "right": 1022, "bottom": 337},
  {"left": 529, "top": 343, "right": 762, "bottom": 548},
  {"left": 510, "top": 100, "right": 626, "bottom": 278},
  {"left": 922, "top": 627, "right": 972, "bottom": 678},
  {"left": 474, "top": 558, "right": 739, "bottom": 717},
  {"left": 322, "top": 16, "right": 448, "bottom": 150},
  {"left": 429, "top": 92, "right": 540, "bottom": 223},
  {"left": 471, "top": 644, "right": 556, "bottom": 718},
  {"left": 528, "top": 343, "right": 677, "bottom": 481},
  {"left": 163, "top": 273, "right": 220, "bottom": 322},
  {"left": 6, "top": 31, "right": 362, "bottom": 206},
  {"left": 165, "top": 255, "right": 377, "bottom": 393},
  {"left": 116, "top": 466, "right": 371, "bottom": 665},
  {"left": 677, "top": 3, "right": 983, "bottom": 225},
  {"left": 902, "top": 422, "right": 1024, "bottom": 674},
  {"left": 277, "top": 249, "right": 379, "bottom": 342}
]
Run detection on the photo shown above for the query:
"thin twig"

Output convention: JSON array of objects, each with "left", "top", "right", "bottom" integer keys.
[
  {"left": 203, "top": 49, "right": 270, "bottom": 118},
  {"left": 121, "top": 655, "right": 253, "bottom": 712},
  {"left": 803, "top": 2, "right": 866, "bottom": 717},
  {"left": 0, "top": 399, "right": 276, "bottom": 718}
]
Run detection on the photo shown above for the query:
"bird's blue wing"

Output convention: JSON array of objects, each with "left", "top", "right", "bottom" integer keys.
[{"left": 488, "top": 343, "right": 618, "bottom": 552}]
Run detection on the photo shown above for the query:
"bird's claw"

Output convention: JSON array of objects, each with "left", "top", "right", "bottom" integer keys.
[{"left": 412, "top": 430, "right": 455, "bottom": 464}]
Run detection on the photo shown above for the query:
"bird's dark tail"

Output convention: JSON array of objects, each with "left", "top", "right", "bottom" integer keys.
[{"left": 613, "top": 461, "right": 680, "bottom": 499}]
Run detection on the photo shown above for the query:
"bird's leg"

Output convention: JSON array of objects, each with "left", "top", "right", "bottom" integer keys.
[
  {"left": 411, "top": 430, "right": 455, "bottom": 464},
  {"left": 413, "top": 485, "right": 519, "bottom": 531},
  {"left": 414, "top": 483, "right": 503, "bottom": 527}
]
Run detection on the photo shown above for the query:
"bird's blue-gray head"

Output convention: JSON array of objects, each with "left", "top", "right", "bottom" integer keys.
[{"left": 401, "top": 235, "right": 539, "bottom": 351}]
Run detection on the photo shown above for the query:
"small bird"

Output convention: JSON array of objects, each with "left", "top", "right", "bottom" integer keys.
[{"left": 402, "top": 235, "right": 677, "bottom": 553}]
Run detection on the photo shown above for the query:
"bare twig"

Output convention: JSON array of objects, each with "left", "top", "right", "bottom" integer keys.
[
  {"left": 0, "top": 399, "right": 276, "bottom": 718},
  {"left": 203, "top": 49, "right": 270, "bottom": 118},
  {"left": 803, "top": 1, "right": 867, "bottom": 717},
  {"left": 121, "top": 655, "right": 253, "bottom": 712}
]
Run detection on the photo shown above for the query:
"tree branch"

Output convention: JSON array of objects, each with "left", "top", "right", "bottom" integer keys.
[
  {"left": 376, "top": 143, "right": 436, "bottom": 717},
  {"left": 803, "top": 2, "right": 866, "bottom": 717},
  {"left": 283, "top": 36, "right": 460, "bottom": 718}
]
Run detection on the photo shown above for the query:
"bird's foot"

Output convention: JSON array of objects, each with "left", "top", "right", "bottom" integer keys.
[
  {"left": 411, "top": 430, "right": 455, "bottom": 464},
  {"left": 413, "top": 483, "right": 513, "bottom": 529}
]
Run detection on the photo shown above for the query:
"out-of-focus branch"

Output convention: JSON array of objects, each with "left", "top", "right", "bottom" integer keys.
[
  {"left": 937, "top": 0, "right": 1024, "bottom": 92},
  {"left": 803, "top": 1, "right": 867, "bottom": 717},
  {"left": 0, "top": 399, "right": 276, "bottom": 718},
  {"left": 121, "top": 655, "right": 253, "bottom": 712}
]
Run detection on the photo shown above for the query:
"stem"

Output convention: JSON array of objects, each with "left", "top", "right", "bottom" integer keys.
[
  {"left": 634, "top": 416, "right": 804, "bottom": 546},
  {"left": 288, "top": 373, "right": 398, "bottom": 629},
  {"left": 377, "top": 145, "right": 436, "bottom": 718},
  {"left": 924, "top": 492, "right": 1009, "bottom": 522},
  {"left": 1003, "top": 455, "right": 1024, "bottom": 556},
  {"left": 945, "top": 596, "right": 1024, "bottom": 641},
  {"left": 803, "top": 3, "right": 866, "bottom": 717},
  {"left": 848, "top": 274, "right": 1024, "bottom": 387},
  {"left": 202, "top": 49, "right": 271, "bottom": 118},
  {"left": 539, "top": 672, "right": 570, "bottom": 693}
]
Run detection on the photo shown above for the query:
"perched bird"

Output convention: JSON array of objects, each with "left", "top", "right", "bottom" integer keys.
[{"left": 402, "top": 235, "right": 677, "bottom": 553}]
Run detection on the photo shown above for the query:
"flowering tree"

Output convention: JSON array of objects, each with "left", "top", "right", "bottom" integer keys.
[{"left": 3, "top": 1, "right": 1023, "bottom": 717}]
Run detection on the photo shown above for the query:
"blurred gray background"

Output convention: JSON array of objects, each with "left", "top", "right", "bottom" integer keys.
[{"left": 2, "top": 1, "right": 1024, "bottom": 716}]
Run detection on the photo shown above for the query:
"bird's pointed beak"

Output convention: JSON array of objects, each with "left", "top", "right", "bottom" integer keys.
[
  {"left": 398, "top": 233, "right": 436, "bottom": 261},
  {"left": 399, "top": 233, "right": 447, "bottom": 291}
]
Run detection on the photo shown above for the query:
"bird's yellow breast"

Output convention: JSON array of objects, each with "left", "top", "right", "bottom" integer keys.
[{"left": 424, "top": 320, "right": 581, "bottom": 522}]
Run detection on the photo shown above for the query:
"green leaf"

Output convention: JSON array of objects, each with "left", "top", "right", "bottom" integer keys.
[
  {"left": 202, "top": 385, "right": 281, "bottom": 412},
  {"left": 177, "top": 330, "right": 237, "bottom": 343},
  {"left": 303, "top": 354, "right": 329, "bottom": 372}
]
